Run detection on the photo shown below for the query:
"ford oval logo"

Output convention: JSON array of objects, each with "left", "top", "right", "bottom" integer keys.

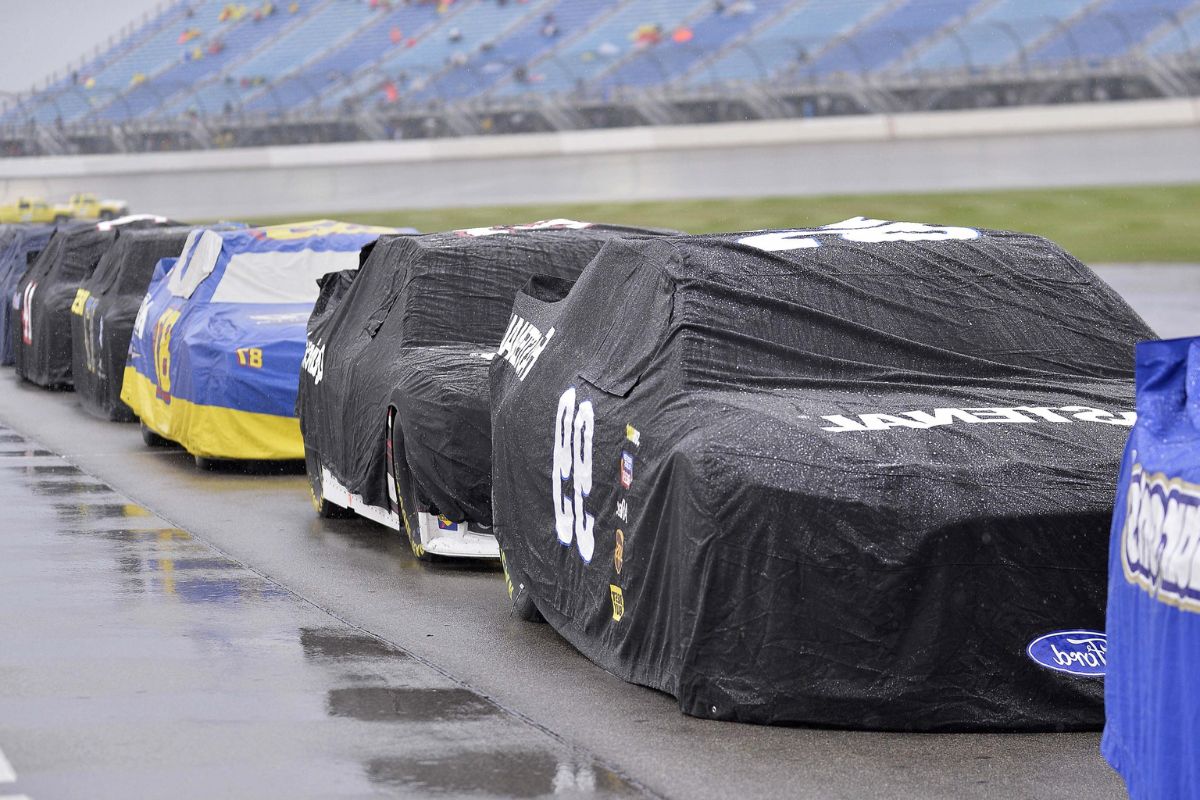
[{"left": 1027, "top": 630, "right": 1107, "bottom": 677}]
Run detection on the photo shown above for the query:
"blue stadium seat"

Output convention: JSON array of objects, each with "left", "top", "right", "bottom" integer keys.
[{"left": 1030, "top": 0, "right": 1195, "bottom": 64}]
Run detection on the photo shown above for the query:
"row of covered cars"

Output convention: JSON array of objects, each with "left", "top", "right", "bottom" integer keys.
[{"left": 0, "top": 213, "right": 1189, "bottom": 796}]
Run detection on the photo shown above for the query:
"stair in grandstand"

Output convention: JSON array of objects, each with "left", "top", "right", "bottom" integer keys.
[
  {"left": 150, "top": 1, "right": 331, "bottom": 120},
  {"left": 239, "top": 4, "right": 434, "bottom": 114},
  {"left": 314, "top": 0, "right": 480, "bottom": 112},
  {"left": 485, "top": 0, "right": 630, "bottom": 98},
  {"left": 672, "top": 0, "right": 810, "bottom": 89},
  {"left": 415, "top": 0, "right": 628, "bottom": 104}
]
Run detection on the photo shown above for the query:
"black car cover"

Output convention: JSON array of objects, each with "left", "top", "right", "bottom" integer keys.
[
  {"left": 70, "top": 225, "right": 193, "bottom": 420},
  {"left": 489, "top": 218, "right": 1155, "bottom": 731},
  {"left": 12, "top": 215, "right": 175, "bottom": 389},
  {"left": 298, "top": 221, "right": 676, "bottom": 538},
  {"left": 0, "top": 223, "right": 53, "bottom": 366}
]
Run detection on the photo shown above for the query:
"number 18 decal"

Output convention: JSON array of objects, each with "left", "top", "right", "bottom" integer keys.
[{"left": 554, "top": 387, "right": 594, "bottom": 562}]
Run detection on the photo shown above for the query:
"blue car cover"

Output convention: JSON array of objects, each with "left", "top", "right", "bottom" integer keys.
[{"left": 1102, "top": 336, "right": 1200, "bottom": 799}]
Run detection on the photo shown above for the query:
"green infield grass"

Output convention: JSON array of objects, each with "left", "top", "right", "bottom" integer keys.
[{"left": 251, "top": 183, "right": 1200, "bottom": 264}]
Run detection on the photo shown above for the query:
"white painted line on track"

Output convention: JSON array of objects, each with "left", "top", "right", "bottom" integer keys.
[{"left": 0, "top": 747, "right": 14, "bottom": 783}]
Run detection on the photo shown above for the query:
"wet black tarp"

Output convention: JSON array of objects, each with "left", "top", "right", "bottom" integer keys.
[
  {"left": 489, "top": 220, "right": 1155, "bottom": 731},
  {"left": 12, "top": 216, "right": 176, "bottom": 388},
  {"left": 298, "top": 222, "right": 676, "bottom": 534},
  {"left": 0, "top": 223, "right": 53, "bottom": 366},
  {"left": 70, "top": 226, "right": 193, "bottom": 420}
]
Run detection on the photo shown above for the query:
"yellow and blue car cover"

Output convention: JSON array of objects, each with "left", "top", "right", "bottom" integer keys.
[{"left": 122, "top": 220, "right": 397, "bottom": 460}]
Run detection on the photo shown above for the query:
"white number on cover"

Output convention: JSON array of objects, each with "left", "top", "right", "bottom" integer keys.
[
  {"left": 553, "top": 387, "right": 595, "bottom": 562},
  {"left": 739, "top": 217, "right": 981, "bottom": 252}
]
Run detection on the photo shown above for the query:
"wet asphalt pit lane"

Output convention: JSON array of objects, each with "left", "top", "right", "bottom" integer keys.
[
  {"left": 0, "top": 432, "right": 29, "bottom": 443},
  {"left": 366, "top": 750, "right": 638, "bottom": 798},
  {"left": 301, "top": 627, "right": 410, "bottom": 660},
  {"left": 327, "top": 687, "right": 500, "bottom": 723}
]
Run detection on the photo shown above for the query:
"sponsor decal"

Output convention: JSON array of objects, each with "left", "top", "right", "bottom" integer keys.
[
  {"left": 248, "top": 312, "right": 309, "bottom": 324},
  {"left": 70, "top": 288, "right": 90, "bottom": 316},
  {"left": 1121, "top": 463, "right": 1200, "bottom": 613},
  {"left": 1026, "top": 630, "right": 1107, "bottom": 677},
  {"left": 614, "top": 529, "right": 624, "bottom": 575},
  {"left": 625, "top": 424, "right": 641, "bottom": 447},
  {"left": 738, "top": 217, "right": 981, "bottom": 253},
  {"left": 815, "top": 405, "right": 1135, "bottom": 433},
  {"left": 620, "top": 451, "right": 634, "bottom": 489},
  {"left": 615, "top": 497, "right": 628, "bottom": 523},
  {"left": 497, "top": 314, "right": 554, "bottom": 381},
  {"left": 301, "top": 338, "right": 325, "bottom": 385},
  {"left": 132, "top": 296, "right": 151, "bottom": 338},
  {"left": 20, "top": 282, "right": 37, "bottom": 345},
  {"left": 610, "top": 584, "right": 625, "bottom": 622},
  {"left": 456, "top": 219, "right": 593, "bottom": 238},
  {"left": 500, "top": 550, "right": 515, "bottom": 599},
  {"left": 437, "top": 515, "right": 459, "bottom": 531}
]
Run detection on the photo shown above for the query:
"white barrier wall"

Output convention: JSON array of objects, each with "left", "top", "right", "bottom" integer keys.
[{"left": 2, "top": 97, "right": 1199, "bottom": 219}]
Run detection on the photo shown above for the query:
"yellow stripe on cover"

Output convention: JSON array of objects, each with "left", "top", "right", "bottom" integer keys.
[{"left": 121, "top": 366, "right": 303, "bottom": 460}]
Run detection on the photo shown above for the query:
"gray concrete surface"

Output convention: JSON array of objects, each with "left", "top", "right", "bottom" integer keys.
[{"left": 3, "top": 262, "right": 1190, "bottom": 799}]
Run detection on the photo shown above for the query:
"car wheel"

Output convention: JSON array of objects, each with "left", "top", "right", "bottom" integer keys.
[
  {"left": 387, "top": 409, "right": 434, "bottom": 561},
  {"left": 512, "top": 589, "right": 545, "bottom": 623},
  {"left": 140, "top": 421, "right": 172, "bottom": 447},
  {"left": 304, "top": 446, "right": 350, "bottom": 519}
]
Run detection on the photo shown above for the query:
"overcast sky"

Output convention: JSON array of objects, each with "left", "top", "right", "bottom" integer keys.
[{"left": 0, "top": 0, "right": 162, "bottom": 94}]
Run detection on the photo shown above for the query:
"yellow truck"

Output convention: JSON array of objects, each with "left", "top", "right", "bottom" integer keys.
[
  {"left": 54, "top": 193, "right": 129, "bottom": 221},
  {"left": 0, "top": 197, "right": 67, "bottom": 224}
]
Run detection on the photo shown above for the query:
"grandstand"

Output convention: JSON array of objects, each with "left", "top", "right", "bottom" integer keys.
[{"left": 2, "top": 0, "right": 1198, "bottom": 155}]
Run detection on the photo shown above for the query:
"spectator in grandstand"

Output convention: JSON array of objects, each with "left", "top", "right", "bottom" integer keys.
[
  {"left": 542, "top": 12, "right": 558, "bottom": 38},
  {"left": 448, "top": 26, "right": 462, "bottom": 43},
  {"left": 632, "top": 23, "right": 663, "bottom": 47},
  {"left": 390, "top": 26, "right": 403, "bottom": 45}
]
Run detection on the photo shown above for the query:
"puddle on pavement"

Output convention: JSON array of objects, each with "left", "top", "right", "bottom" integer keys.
[
  {"left": 3, "top": 464, "right": 83, "bottom": 475},
  {"left": 327, "top": 687, "right": 499, "bottom": 723},
  {"left": 366, "top": 750, "right": 639, "bottom": 797},
  {"left": 0, "top": 433, "right": 29, "bottom": 443},
  {"left": 0, "top": 448, "right": 55, "bottom": 457},
  {"left": 30, "top": 479, "right": 115, "bottom": 496},
  {"left": 301, "top": 628, "right": 409, "bottom": 661},
  {"left": 54, "top": 502, "right": 151, "bottom": 519}
]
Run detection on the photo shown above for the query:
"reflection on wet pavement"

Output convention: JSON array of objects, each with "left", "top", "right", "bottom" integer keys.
[
  {"left": 0, "top": 423, "right": 646, "bottom": 799},
  {"left": 368, "top": 751, "right": 637, "bottom": 798},
  {"left": 328, "top": 687, "right": 500, "bottom": 723}
]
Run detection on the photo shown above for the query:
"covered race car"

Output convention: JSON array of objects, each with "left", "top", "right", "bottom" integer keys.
[
  {"left": 0, "top": 223, "right": 53, "bottom": 365},
  {"left": 12, "top": 215, "right": 174, "bottom": 388},
  {"left": 71, "top": 225, "right": 195, "bottom": 420},
  {"left": 298, "top": 220, "right": 675, "bottom": 560},
  {"left": 122, "top": 220, "right": 396, "bottom": 466},
  {"left": 1103, "top": 336, "right": 1200, "bottom": 799},
  {"left": 490, "top": 218, "right": 1154, "bottom": 731}
]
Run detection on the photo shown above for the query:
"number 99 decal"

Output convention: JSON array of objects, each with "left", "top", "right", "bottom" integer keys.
[{"left": 553, "top": 387, "right": 594, "bottom": 562}]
